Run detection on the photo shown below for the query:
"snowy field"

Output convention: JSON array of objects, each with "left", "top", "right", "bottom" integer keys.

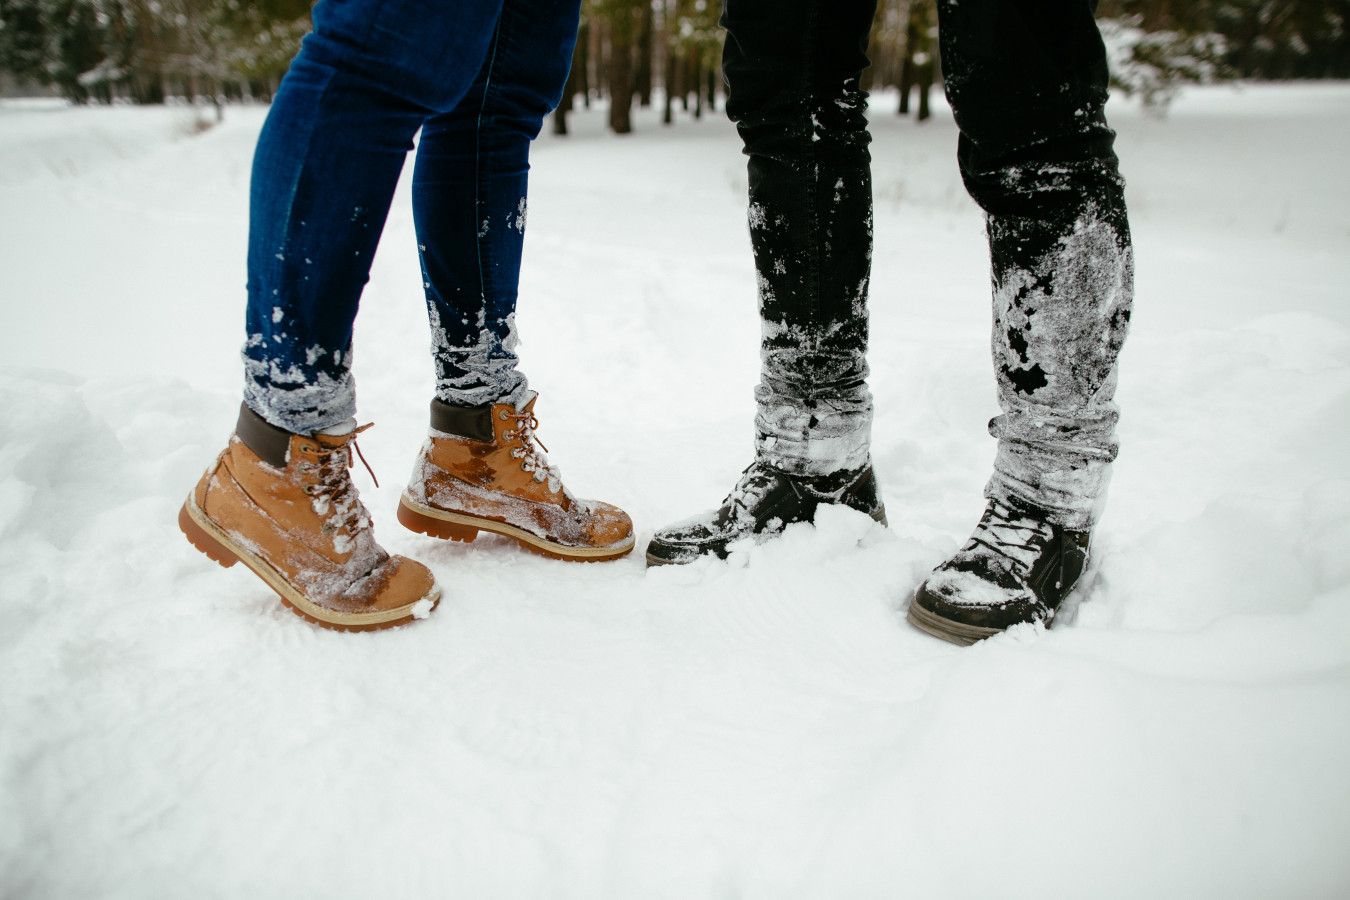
[{"left": 2, "top": 82, "right": 1349, "bottom": 898}]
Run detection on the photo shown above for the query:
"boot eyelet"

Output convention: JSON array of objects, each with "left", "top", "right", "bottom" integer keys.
[
  {"left": 320, "top": 523, "right": 334, "bottom": 534},
  {"left": 499, "top": 411, "right": 508, "bottom": 420}
]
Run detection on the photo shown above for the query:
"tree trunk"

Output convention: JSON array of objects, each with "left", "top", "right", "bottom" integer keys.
[
  {"left": 663, "top": 44, "right": 677, "bottom": 124},
  {"left": 900, "top": 1, "right": 937, "bottom": 117},
  {"left": 608, "top": 23, "right": 634, "bottom": 133},
  {"left": 861, "top": 0, "right": 886, "bottom": 93},
  {"left": 635, "top": 1, "right": 654, "bottom": 107},
  {"left": 916, "top": 62, "right": 932, "bottom": 121},
  {"left": 553, "top": 35, "right": 584, "bottom": 135},
  {"left": 579, "top": 20, "right": 592, "bottom": 108},
  {"left": 898, "top": 57, "right": 912, "bottom": 114},
  {"left": 594, "top": 20, "right": 609, "bottom": 105},
  {"left": 684, "top": 54, "right": 699, "bottom": 117},
  {"left": 680, "top": 59, "right": 690, "bottom": 111}
]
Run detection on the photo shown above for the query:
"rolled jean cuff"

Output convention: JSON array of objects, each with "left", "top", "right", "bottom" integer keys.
[
  {"left": 434, "top": 374, "right": 531, "bottom": 410},
  {"left": 753, "top": 383, "right": 873, "bottom": 478},
  {"left": 985, "top": 440, "right": 1114, "bottom": 531},
  {"left": 242, "top": 370, "right": 357, "bottom": 435}
]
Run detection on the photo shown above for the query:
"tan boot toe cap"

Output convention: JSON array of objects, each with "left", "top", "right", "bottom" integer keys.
[
  {"left": 583, "top": 500, "right": 634, "bottom": 549},
  {"left": 355, "top": 554, "right": 440, "bottom": 615}
]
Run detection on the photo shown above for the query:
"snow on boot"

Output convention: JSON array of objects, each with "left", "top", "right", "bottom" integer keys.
[
  {"left": 179, "top": 404, "right": 441, "bottom": 631},
  {"left": 398, "top": 394, "right": 634, "bottom": 562},
  {"left": 645, "top": 460, "right": 887, "bottom": 566},
  {"left": 908, "top": 499, "right": 1090, "bottom": 645}
]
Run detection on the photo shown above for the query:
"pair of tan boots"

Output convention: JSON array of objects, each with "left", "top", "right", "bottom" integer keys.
[{"left": 178, "top": 396, "right": 633, "bottom": 631}]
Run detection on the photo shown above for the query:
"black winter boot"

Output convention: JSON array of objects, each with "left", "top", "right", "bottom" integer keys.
[
  {"left": 908, "top": 499, "right": 1090, "bottom": 645},
  {"left": 646, "top": 461, "right": 886, "bottom": 566}
]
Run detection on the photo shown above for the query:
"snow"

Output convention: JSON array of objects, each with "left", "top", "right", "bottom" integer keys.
[{"left": 2, "top": 83, "right": 1349, "bottom": 898}]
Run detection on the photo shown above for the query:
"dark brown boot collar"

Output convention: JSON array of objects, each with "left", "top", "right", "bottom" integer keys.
[
  {"left": 235, "top": 402, "right": 295, "bottom": 468},
  {"left": 429, "top": 398, "right": 494, "bottom": 443}
]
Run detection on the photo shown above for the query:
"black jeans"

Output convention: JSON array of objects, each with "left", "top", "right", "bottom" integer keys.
[{"left": 721, "top": 0, "right": 1133, "bottom": 529}]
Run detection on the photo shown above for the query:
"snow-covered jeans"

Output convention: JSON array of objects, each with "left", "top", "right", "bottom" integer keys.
[
  {"left": 241, "top": 0, "right": 581, "bottom": 434},
  {"left": 722, "top": 0, "right": 1133, "bottom": 530}
]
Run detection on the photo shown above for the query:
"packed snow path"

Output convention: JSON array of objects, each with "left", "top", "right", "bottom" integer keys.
[{"left": 1, "top": 85, "right": 1348, "bottom": 898}]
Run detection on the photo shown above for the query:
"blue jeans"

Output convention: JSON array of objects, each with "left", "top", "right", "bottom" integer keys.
[{"left": 242, "top": 0, "right": 581, "bottom": 433}]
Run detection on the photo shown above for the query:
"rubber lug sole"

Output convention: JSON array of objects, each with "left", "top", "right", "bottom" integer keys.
[
  {"left": 398, "top": 492, "right": 633, "bottom": 563},
  {"left": 906, "top": 575, "right": 1091, "bottom": 646},
  {"left": 178, "top": 498, "right": 439, "bottom": 632},
  {"left": 905, "top": 596, "right": 1001, "bottom": 646}
]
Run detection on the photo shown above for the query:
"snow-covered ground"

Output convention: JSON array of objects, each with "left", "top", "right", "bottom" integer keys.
[{"left": 2, "top": 83, "right": 1348, "bottom": 898}]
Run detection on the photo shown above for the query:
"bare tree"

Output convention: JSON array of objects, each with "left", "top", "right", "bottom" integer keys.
[
  {"left": 553, "top": 23, "right": 587, "bottom": 135},
  {"left": 897, "top": 0, "right": 936, "bottom": 120},
  {"left": 634, "top": 0, "right": 653, "bottom": 107}
]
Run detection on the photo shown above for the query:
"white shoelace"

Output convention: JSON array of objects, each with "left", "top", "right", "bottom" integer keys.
[{"left": 967, "top": 503, "right": 1054, "bottom": 574}]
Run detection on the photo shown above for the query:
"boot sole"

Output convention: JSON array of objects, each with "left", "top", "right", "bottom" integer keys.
[
  {"left": 397, "top": 492, "right": 633, "bottom": 562},
  {"left": 905, "top": 597, "right": 1001, "bottom": 646},
  {"left": 645, "top": 551, "right": 700, "bottom": 567},
  {"left": 907, "top": 575, "right": 1092, "bottom": 646},
  {"left": 644, "top": 506, "right": 888, "bottom": 568},
  {"left": 178, "top": 498, "right": 440, "bottom": 632}
]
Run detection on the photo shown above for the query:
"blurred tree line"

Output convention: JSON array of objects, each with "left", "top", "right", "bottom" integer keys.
[
  {"left": 1099, "top": 0, "right": 1350, "bottom": 80},
  {"left": 552, "top": 0, "right": 724, "bottom": 135},
  {"left": 1096, "top": 0, "right": 1350, "bottom": 106},
  {"left": 552, "top": 0, "right": 938, "bottom": 132},
  {"left": 0, "top": 0, "right": 311, "bottom": 108},
  {"left": 2, "top": 0, "right": 1347, "bottom": 121}
]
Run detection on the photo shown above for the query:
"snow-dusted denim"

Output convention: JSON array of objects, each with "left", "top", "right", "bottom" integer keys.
[
  {"left": 722, "top": 0, "right": 1132, "bottom": 529},
  {"left": 723, "top": 0, "right": 878, "bottom": 479},
  {"left": 242, "top": 0, "right": 581, "bottom": 433},
  {"left": 941, "top": 0, "right": 1133, "bottom": 530}
]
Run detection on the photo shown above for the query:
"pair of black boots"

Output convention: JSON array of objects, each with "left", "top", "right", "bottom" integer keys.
[{"left": 645, "top": 462, "right": 1089, "bottom": 646}]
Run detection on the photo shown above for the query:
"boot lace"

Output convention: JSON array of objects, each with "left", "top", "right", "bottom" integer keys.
[
  {"left": 298, "top": 424, "right": 377, "bottom": 550},
  {"left": 725, "top": 463, "right": 779, "bottom": 520},
  {"left": 503, "top": 411, "right": 564, "bottom": 495},
  {"left": 967, "top": 502, "right": 1054, "bottom": 575}
]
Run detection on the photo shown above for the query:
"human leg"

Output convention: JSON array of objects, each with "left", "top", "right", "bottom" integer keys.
[
  {"left": 409, "top": 0, "right": 580, "bottom": 410},
  {"left": 909, "top": 0, "right": 1133, "bottom": 643},
  {"left": 242, "top": 0, "right": 506, "bottom": 433},
  {"left": 646, "top": 0, "right": 886, "bottom": 566},
  {"left": 942, "top": 0, "right": 1133, "bottom": 529},
  {"left": 396, "top": 0, "right": 633, "bottom": 561},
  {"left": 726, "top": 0, "right": 879, "bottom": 479},
  {"left": 184, "top": 0, "right": 513, "bottom": 628}
]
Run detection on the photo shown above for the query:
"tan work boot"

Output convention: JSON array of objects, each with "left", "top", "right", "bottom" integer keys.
[
  {"left": 398, "top": 394, "right": 634, "bottom": 561},
  {"left": 179, "top": 404, "right": 441, "bottom": 631}
]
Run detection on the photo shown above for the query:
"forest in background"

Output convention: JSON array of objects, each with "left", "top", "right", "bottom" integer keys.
[{"left": 1, "top": 0, "right": 1348, "bottom": 128}]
